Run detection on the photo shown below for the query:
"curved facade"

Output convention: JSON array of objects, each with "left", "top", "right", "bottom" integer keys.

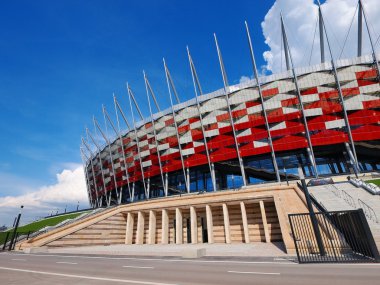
[{"left": 83, "top": 55, "right": 380, "bottom": 207}]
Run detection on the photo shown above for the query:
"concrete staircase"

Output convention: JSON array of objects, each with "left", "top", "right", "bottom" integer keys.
[{"left": 309, "top": 182, "right": 380, "bottom": 249}]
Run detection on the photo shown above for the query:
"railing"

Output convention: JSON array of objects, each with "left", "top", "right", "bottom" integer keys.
[
  {"left": 328, "top": 184, "right": 356, "bottom": 208},
  {"left": 1, "top": 231, "right": 35, "bottom": 251},
  {"left": 358, "top": 199, "right": 379, "bottom": 224},
  {"left": 289, "top": 209, "right": 380, "bottom": 263},
  {"left": 341, "top": 188, "right": 356, "bottom": 208},
  {"left": 328, "top": 184, "right": 341, "bottom": 198}
]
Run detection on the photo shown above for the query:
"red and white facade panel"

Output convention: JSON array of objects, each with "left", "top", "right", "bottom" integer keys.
[{"left": 85, "top": 55, "right": 380, "bottom": 204}]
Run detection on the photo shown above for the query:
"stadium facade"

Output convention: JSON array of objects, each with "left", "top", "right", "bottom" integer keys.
[
  {"left": 81, "top": 1, "right": 380, "bottom": 209},
  {"left": 18, "top": 1, "right": 380, "bottom": 252}
]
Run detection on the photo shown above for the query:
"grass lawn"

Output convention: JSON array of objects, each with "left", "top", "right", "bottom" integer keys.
[
  {"left": 366, "top": 179, "right": 380, "bottom": 186},
  {"left": 1, "top": 211, "right": 90, "bottom": 246},
  {"left": 2, "top": 211, "right": 89, "bottom": 235},
  {"left": 17, "top": 212, "right": 90, "bottom": 233}
]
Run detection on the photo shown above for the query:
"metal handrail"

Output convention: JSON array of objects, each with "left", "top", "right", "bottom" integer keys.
[
  {"left": 329, "top": 184, "right": 342, "bottom": 198},
  {"left": 340, "top": 188, "right": 356, "bottom": 208},
  {"left": 358, "top": 198, "right": 379, "bottom": 223}
]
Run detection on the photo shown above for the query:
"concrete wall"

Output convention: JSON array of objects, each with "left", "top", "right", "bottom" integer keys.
[{"left": 20, "top": 183, "right": 309, "bottom": 253}]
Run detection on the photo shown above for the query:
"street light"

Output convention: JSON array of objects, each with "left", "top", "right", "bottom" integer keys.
[{"left": 9, "top": 205, "right": 23, "bottom": 251}]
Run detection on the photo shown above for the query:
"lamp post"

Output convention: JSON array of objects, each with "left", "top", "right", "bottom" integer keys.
[
  {"left": 298, "top": 167, "right": 325, "bottom": 256},
  {"left": 9, "top": 205, "right": 23, "bottom": 251}
]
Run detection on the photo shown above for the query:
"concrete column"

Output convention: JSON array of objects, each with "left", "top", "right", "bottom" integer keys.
[
  {"left": 125, "top": 212, "right": 134, "bottom": 244},
  {"left": 136, "top": 211, "right": 145, "bottom": 244},
  {"left": 273, "top": 195, "right": 294, "bottom": 253},
  {"left": 240, "top": 202, "right": 250, "bottom": 243},
  {"left": 161, "top": 209, "right": 169, "bottom": 244},
  {"left": 190, "top": 206, "right": 197, "bottom": 244},
  {"left": 222, "top": 203, "right": 231, "bottom": 244},
  {"left": 259, "top": 201, "right": 270, "bottom": 243},
  {"left": 148, "top": 210, "right": 156, "bottom": 245},
  {"left": 175, "top": 208, "right": 183, "bottom": 244},
  {"left": 206, "top": 205, "right": 214, "bottom": 244}
]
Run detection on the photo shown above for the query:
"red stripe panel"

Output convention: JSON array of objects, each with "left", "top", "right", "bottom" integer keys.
[{"left": 262, "top": 87, "right": 279, "bottom": 97}]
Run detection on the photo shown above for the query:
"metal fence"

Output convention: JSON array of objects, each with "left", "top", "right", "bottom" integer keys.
[
  {"left": 1, "top": 231, "right": 34, "bottom": 251},
  {"left": 289, "top": 209, "right": 380, "bottom": 263}
]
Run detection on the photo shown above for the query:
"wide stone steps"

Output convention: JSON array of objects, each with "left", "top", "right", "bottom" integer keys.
[{"left": 309, "top": 182, "right": 380, "bottom": 249}]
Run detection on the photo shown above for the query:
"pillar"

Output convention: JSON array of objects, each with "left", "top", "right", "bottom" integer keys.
[
  {"left": 175, "top": 208, "right": 183, "bottom": 244},
  {"left": 136, "top": 211, "right": 145, "bottom": 244},
  {"left": 206, "top": 205, "right": 214, "bottom": 244},
  {"left": 240, "top": 202, "right": 250, "bottom": 243},
  {"left": 148, "top": 210, "right": 156, "bottom": 244},
  {"left": 190, "top": 206, "right": 197, "bottom": 244},
  {"left": 259, "top": 201, "right": 270, "bottom": 243},
  {"left": 161, "top": 209, "right": 169, "bottom": 244},
  {"left": 125, "top": 212, "right": 134, "bottom": 244},
  {"left": 222, "top": 203, "right": 231, "bottom": 244}
]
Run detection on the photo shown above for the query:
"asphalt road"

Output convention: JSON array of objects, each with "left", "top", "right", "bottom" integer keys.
[{"left": 0, "top": 252, "right": 379, "bottom": 285}]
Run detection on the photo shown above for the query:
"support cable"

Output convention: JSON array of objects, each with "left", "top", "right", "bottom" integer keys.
[
  {"left": 338, "top": 2, "right": 359, "bottom": 59},
  {"left": 309, "top": 17, "right": 318, "bottom": 66}
]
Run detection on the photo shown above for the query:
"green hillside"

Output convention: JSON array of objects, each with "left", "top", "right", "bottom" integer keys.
[{"left": 1, "top": 211, "right": 90, "bottom": 246}]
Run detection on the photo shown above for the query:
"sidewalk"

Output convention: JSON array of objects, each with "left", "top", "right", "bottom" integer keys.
[{"left": 35, "top": 242, "right": 289, "bottom": 258}]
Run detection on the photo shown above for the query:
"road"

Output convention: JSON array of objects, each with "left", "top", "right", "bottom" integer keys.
[{"left": 0, "top": 252, "right": 379, "bottom": 285}]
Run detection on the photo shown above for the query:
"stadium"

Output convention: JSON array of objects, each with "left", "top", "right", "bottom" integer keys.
[
  {"left": 15, "top": 1, "right": 379, "bottom": 260},
  {"left": 81, "top": 18, "right": 380, "bottom": 209}
]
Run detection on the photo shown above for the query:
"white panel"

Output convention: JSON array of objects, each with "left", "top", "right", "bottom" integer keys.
[
  {"left": 179, "top": 133, "right": 193, "bottom": 144},
  {"left": 190, "top": 121, "right": 201, "bottom": 129},
  {"left": 217, "top": 121, "right": 230, "bottom": 128},
  {"left": 237, "top": 128, "right": 251, "bottom": 137},
  {"left": 325, "top": 119, "right": 346, "bottom": 129},
  {"left": 264, "top": 100, "right": 282, "bottom": 111},
  {"left": 302, "top": 94, "right": 319, "bottom": 103},
  {"left": 345, "top": 102, "right": 363, "bottom": 111},
  {"left": 182, "top": 148, "right": 195, "bottom": 156},
  {"left": 247, "top": 104, "right": 263, "bottom": 115},
  {"left": 202, "top": 115, "right": 217, "bottom": 125},
  {"left": 359, "top": 84, "right": 380, "bottom": 94},
  {"left": 253, "top": 140, "right": 269, "bottom": 148},
  {"left": 138, "top": 140, "right": 148, "bottom": 148},
  {"left": 283, "top": 107, "right": 299, "bottom": 114},
  {"left": 157, "top": 143, "right": 169, "bottom": 151},
  {"left": 304, "top": 108, "right": 323, "bottom": 117},
  {"left": 140, "top": 149, "right": 150, "bottom": 158},
  {"left": 277, "top": 80, "right": 294, "bottom": 93},
  {"left": 142, "top": 160, "right": 152, "bottom": 168},
  {"left": 235, "top": 115, "right": 249, "bottom": 124},
  {"left": 269, "top": 121, "right": 286, "bottom": 131},
  {"left": 205, "top": 129, "right": 219, "bottom": 137}
]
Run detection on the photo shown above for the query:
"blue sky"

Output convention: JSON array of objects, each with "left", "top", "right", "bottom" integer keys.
[
  {"left": 0, "top": 1, "right": 273, "bottom": 182},
  {"left": 0, "top": 0, "right": 275, "bottom": 224},
  {"left": 1, "top": 0, "right": 379, "bottom": 225}
]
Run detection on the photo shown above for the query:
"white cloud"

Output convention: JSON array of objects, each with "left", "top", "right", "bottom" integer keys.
[
  {"left": 0, "top": 165, "right": 89, "bottom": 226},
  {"left": 261, "top": 0, "right": 380, "bottom": 73},
  {"left": 239, "top": 75, "right": 252, "bottom": 83}
]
